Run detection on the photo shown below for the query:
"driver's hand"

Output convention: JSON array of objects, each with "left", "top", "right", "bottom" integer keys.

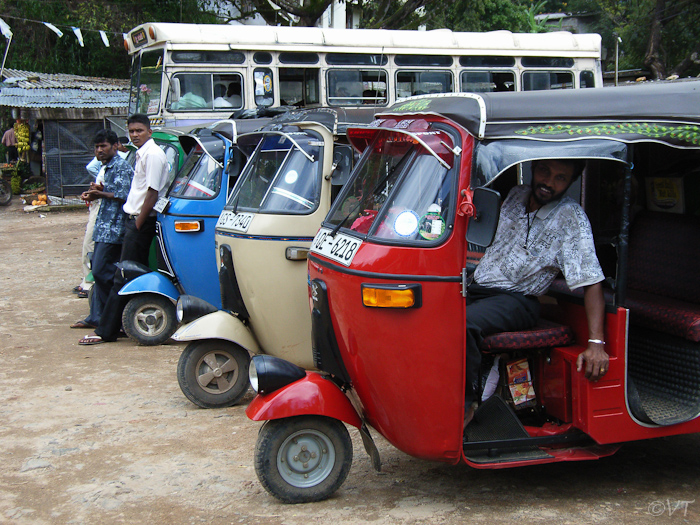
[{"left": 576, "top": 345, "right": 609, "bottom": 381}]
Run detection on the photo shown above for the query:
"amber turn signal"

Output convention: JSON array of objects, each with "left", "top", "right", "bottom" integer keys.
[
  {"left": 361, "top": 284, "right": 420, "bottom": 308},
  {"left": 174, "top": 221, "right": 202, "bottom": 232}
]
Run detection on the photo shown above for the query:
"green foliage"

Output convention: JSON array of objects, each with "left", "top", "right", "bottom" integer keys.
[
  {"left": 0, "top": 0, "right": 220, "bottom": 79},
  {"left": 428, "top": 0, "right": 528, "bottom": 32}
]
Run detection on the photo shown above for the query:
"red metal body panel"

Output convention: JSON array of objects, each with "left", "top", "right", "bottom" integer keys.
[{"left": 246, "top": 372, "right": 363, "bottom": 429}]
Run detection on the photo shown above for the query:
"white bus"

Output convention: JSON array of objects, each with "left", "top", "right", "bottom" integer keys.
[{"left": 124, "top": 23, "right": 603, "bottom": 127}]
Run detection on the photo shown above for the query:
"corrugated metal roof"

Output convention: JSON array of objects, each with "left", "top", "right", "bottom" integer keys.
[{"left": 0, "top": 68, "right": 129, "bottom": 109}]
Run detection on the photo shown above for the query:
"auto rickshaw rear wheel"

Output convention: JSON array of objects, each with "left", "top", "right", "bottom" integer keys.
[
  {"left": 121, "top": 293, "right": 177, "bottom": 346},
  {"left": 254, "top": 416, "right": 353, "bottom": 504},
  {"left": 177, "top": 340, "right": 250, "bottom": 408}
]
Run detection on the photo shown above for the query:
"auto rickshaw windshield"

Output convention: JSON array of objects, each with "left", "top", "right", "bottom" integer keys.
[
  {"left": 227, "top": 131, "right": 323, "bottom": 214},
  {"left": 169, "top": 148, "right": 223, "bottom": 199},
  {"left": 327, "top": 128, "right": 457, "bottom": 244}
]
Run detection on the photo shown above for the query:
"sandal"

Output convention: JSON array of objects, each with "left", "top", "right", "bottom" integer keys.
[
  {"left": 72, "top": 285, "right": 83, "bottom": 294},
  {"left": 71, "top": 320, "right": 95, "bottom": 329},
  {"left": 79, "top": 334, "right": 104, "bottom": 345},
  {"left": 77, "top": 290, "right": 89, "bottom": 299}
]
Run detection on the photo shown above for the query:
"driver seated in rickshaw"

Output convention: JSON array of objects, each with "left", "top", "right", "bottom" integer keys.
[{"left": 465, "top": 158, "right": 609, "bottom": 429}]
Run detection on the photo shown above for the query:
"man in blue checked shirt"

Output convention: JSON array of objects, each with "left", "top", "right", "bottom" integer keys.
[{"left": 71, "top": 130, "right": 133, "bottom": 332}]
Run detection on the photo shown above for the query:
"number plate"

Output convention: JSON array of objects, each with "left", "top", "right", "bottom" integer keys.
[
  {"left": 216, "top": 211, "right": 254, "bottom": 233},
  {"left": 310, "top": 228, "right": 362, "bottom": 267},
  {"left": 154, "top": 197, "right": 169, "bottom": 214}
]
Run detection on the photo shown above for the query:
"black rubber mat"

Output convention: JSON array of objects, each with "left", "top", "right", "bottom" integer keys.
[
  {"left": 628, "top": 328, "right": 700, "bottom": 426},
  {"left": 464, "top": 395, "right": 551, "bottom": 463}
]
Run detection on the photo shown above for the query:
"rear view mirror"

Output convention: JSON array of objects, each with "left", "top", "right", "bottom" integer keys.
[
  {"left": 466, "top": 187, "right": 501, "bottom": 248},
  {"left": 330, "top": 144, "right": 353, "bottom": 186},
  {"left": 170, "top": 77, "right": 181, "bottom": 103}
]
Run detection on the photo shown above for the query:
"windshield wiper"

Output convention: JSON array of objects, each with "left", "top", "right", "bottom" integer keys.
[
  {"left": 370, "top": 145, "right": 414, "bottom": 197},
  {"left": 331, "top": 200, "right": 363, "bottom": 237}
]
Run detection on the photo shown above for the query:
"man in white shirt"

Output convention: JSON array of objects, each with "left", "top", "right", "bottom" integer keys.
[
  {"left": 80, "top": 114, "right": 169, "bottom": 345},
  {"left": 464, "top": 159, "right": 608, "bottom": 426}
]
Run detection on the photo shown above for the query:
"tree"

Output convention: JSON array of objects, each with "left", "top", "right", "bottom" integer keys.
[
  {"left": 0, "top": 0, "right": 219, "bottom": 78},
  {"left": 430, "top": 0, "right": 547, "bottom": 34},
  {"left": 568, "top": 0, "right": 700, "bottom": 78},
  {"left": 217, "top": 0, "right": 434, "bottom": 29}
]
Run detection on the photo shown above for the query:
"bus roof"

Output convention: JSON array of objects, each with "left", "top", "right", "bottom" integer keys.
[
  {"left": 127, "top": 23, "right": 601, "bottom": 57},
  {"left": 377, "top": 81, "right": 700, "bottom": 148}
]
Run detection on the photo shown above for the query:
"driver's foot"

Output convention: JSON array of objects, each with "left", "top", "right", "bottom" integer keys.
[{"left": 463, "top": 402, "right": 478, "bottom": 430}]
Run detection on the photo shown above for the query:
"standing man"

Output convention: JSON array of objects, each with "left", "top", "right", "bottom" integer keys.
[
  {"left": 71, "top": 130, "right": 133, "bottom": 329},
  {"left": 79, "top": 114, "right": 169, "bottom": 345},
  {"left": 464, "top": 159, "right": 609, "bottom": 427}
]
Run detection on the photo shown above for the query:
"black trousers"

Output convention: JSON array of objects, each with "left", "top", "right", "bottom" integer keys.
[
  {"left": 84, "top": 241, "right": 121, "bottom": 327},
  {"left": 95, "top": 216, "right": 157, "bottom": 341},
  {"left": 465, "top": 283, "right": 540, "bottom": 405}
]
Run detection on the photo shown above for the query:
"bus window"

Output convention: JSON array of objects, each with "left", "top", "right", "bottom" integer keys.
[
  {"left": 135, "top": 50, "right": 163, "bottom": 114},
  {"left": 580, "top": 70, "right": 596, "bottom": 88},
  {"left": 459, "top": 56, "right": 515, "bottom": 67},
  {"left": 254, "top": 52, "right": 273, "bottom": 64},
  {"left": 280, "top": 68, "right": 319, "bottom": 106},
  {"left": 326, "top": 53, "right": 388, "bottom": 66},
  {"left": 254, "top": 68, "right": 274, "bottom": 107},
  {"left": 522, "top": 71, "right": 574, "bottom": 90},
  {"left": 169, "top": 73, "right": 212, "bottom": 110},
  {"left": 395, "top": 55, "right": 453, "bottom": 67},
  {"left": 396, "top": 71, "right": 453, "bottom": 98},
  {"left": 213, "top": 74, "right": 243, "bottom": 110},
  {"left": 171, "top": 50, "right": 245, "bottom": 64},
  {"left": 327, "top": 69, "right": 387, "bottom": 106},
  {"left": 461, "top": 71, "right": 515, "bottom": 92},
  {"left": 521, "top": 57, "right": 575, "bottom": 68}
]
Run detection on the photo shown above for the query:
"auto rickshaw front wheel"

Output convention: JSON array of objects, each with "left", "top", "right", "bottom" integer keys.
[
  {"left": 121, "top": 293, "right": 177, "bottom": 346},
  {"left": 177, "top": 340, "right": 250, "bottom": 408},
  {"left": 254, "top": 416, "right": 353, "bottom": 504}
]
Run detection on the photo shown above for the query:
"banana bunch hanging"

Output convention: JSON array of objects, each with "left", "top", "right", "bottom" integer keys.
[{"left": 14, "top": 122, "right": 30, "bottom": 158}]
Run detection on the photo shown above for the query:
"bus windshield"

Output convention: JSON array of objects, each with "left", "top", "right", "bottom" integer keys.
[{"left": 130, "top": 49, "right": 163, "bottom": 115}]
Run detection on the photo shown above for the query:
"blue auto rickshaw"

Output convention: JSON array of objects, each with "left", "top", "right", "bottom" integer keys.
[{"left": 118, "top": 119, "right": 267, "bottom": 345}]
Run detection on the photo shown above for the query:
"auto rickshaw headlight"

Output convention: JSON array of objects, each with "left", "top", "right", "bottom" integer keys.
[
  {"left": 361, "top": 284, "right": 422, "bottom": 308},
  {"left": 176, "top": 294, "right": 218, "bottom": 323},
  {"left": 249, "top": 355, "right": 306, "bottom": 395}
]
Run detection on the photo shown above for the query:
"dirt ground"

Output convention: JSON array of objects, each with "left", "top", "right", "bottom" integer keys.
[{"left": 1, "top": 198, "right": 699, "bottom": 525}]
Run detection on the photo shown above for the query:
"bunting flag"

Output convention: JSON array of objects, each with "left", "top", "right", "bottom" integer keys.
[
  {"left": 43, "top": 22, "right": 63, "bottom": 38},
  {"left": 99, "top": 30, "right": 110, "bottom": 47},
  {"left": 0, "top": 18, "right": 12, "bottom": 39},
  {"left": 72, "top": 26, "right": 84, "bottom": 47}
]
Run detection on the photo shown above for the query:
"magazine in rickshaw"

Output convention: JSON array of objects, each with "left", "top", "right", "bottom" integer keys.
[{"left": 244, "top": 81, "right": 700, "bottom": 503}]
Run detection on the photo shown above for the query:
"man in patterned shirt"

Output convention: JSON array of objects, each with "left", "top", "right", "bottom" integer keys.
[
  {"left": 72, "top": 130, "right": 133, "bottom": 331},
  {"left": 465, "top": 159, "right": 608, "bottom": 427}
]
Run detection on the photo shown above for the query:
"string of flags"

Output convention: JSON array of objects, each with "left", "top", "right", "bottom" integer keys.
[{"left": 0, "top": 15, "right": 127, "bottom": 47}]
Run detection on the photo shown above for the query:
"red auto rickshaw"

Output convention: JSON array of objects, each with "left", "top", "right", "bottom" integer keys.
[{"left": 246, "top": 81, "right": 700, "bottom": 503}]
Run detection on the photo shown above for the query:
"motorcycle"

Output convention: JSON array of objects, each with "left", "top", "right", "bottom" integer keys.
[
  {"left": 171, "top": 108, "right": 372, "bottom": 408},
  {"left": 244, "top": 82, "right": 700, "bottom": 503},
  {"left": 117, "top": 120, "right": 265, "bottom": 345}
]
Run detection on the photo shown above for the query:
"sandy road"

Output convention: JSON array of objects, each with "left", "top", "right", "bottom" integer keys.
[{"left": 0, "top": 199, "right": 699, "bottom": 524}]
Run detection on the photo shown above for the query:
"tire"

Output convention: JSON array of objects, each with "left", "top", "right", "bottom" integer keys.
[
  {"left": 254, "top": 416, "right": 353, "bottom": 504},
  {"left": 177, "top": 340, "right": 250, "bottom": 408},
  {"left": 121, "top": 293, "right": 177, "bottom": 346},
  {"left": 0, "top": 179, "right": 12, "bottom": 206}
]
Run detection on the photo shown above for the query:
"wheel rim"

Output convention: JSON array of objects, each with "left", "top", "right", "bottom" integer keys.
[
  {"left": 277, "top": 429, "right": 336, "bottom": 488},
  {"left": 195, "top": 350, "right": 240, "bottom": 394},
  {"left": 133, "top": 303, "right": 168, "bottom": 337}
]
